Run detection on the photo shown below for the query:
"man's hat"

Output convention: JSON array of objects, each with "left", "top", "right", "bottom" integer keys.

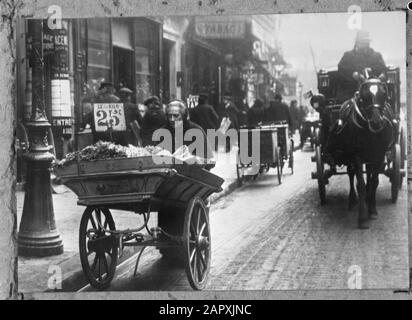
[
  {"left": 99, "top": 82, "right": 114, "bottom": 90},
  {"left": 119, "top": 87, "right": 133, "bottom": 95},
  {"left": 143, "top": 95, "right": 161, "bottom": 106},
  {"left": 199, "top": 93, "right": 209, "bottom": 100},
  {"left": 223, "top": 92, "right": 232, "bottom": 99},
  {"left": 355, "top": 31, "right": 371, "bottom": 43}
]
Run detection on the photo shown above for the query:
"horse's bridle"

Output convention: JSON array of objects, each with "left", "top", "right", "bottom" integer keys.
[{"left": 351, "top": 99, "right": 392, "bottom": 134}]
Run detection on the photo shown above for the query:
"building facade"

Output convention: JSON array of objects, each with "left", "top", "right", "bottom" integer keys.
[{"left": 15, "top": 15, "right": 286, "bottom": 181}]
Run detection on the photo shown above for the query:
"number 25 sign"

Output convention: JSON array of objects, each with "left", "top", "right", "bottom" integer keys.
[{"left": 93, "top": 103, "right": 126, "bottom": 132}]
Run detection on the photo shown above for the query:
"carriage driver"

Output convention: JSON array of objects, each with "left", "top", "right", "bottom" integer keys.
[{"left": 337, "top": 30, "right": 387, "bottom": 101}]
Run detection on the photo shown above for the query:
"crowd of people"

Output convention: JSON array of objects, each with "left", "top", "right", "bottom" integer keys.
[{"left": 81, "top": 82, "right": 310, "bottom": 158}]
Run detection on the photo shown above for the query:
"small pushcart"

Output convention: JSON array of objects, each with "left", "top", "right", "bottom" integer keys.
[
  {"left": 236, "top": 123, "right": 294, "bottom": 186},
  {"left": 55, "top": 156, "right": 224, "bottom": 290}
]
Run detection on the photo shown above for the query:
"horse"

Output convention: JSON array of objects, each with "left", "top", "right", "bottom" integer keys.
[{"left": 325, "top": 78, "right": 395, "bottom": 229}]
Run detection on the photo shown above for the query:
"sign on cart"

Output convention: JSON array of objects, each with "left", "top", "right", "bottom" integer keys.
[{"left": 93, "top": 103, "right": 126, "bottom": 132}]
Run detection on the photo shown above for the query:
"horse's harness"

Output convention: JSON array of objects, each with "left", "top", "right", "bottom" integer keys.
[{"left": 336, "top": 98, "right": 394, "bottom": 137}]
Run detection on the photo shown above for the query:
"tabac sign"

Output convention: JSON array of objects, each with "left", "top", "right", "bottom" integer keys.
[{"left": 195, "top": 17, "right": 246, "bottom": 39}]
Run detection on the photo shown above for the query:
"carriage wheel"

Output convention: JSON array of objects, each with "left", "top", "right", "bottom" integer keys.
[
  {"left": 315, "top": 146, "right": 326, "bottom": 205},
  {"left": 391, "top": 144, "right": 401, "bottom": 203},
  {"left": 79, "top": 206, "right": 118, "bottom": 290},
  {"left": 310, "top": 126, "right": 315, "bottom": 149},
  {"left": 275, "top": 147, "right": 283, "bottom": 184},
  {"left": 184, "top": 197, "right": 211, "bottom": 290},
  {"left": 314, "top": 128, "right": 321, "bottom": 147},
  {"left": 399, "top": 127, "right": 406, "bottom": 188}
]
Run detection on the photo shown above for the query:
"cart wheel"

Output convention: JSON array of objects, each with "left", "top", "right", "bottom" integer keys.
[
  {"left": 391, "top": 144, "right": 401, "bottom": 203},
  {"left": 275, "top": 147, "right": 283, "bottom": 184},
  {"left": 400, "top": 127, "right": 406, "bottom": 187},
  {"left": 315, "top": 146, "right": 326, "bottom": 205},
  {"left": 183, "top": 197, "right": 211, "bottom": 290},
  {"left": 236, "top": 152, "right": 244, "bottom": 187},
  {"left": 79, "top": 206, "right": 118, "bottom": 290}
]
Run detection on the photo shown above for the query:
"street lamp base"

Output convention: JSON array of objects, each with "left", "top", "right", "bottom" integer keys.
[{"left": 18, "top": 231, "right": 63, "bottom": 257}]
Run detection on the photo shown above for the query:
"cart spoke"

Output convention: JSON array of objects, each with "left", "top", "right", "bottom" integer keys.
[
  {"left": 197, "top": 250, "right": 207, "bottom": 271},
  {"left": 89, "top": 215, "right": 97, "bottom": 231},
  {"left": 91, "top": 255, "right": 99, "bottom": 273},
  {"left": 192, "top": 253, "right": 198, "bottom": 280},
  {"left": 102, "top": 253, "right": 110, "bottom": 274},
  {"left": 190, "top": 247, "right": 197, "bottom": 264},
  {"left": 199, "top": 223, "right": 206, "bottom": 237},
  {"left": 190, "top": 224, "right": 196, "bottom": 238},
  {"left": 196, "top": 206, "right": 201, "bottom": 233},
  {"left": 196, "top": 254, "right": 203, "bottom": 281},
  {"left": 95, "top": 209, "right": 102, "bottom": 230},
  {"left": 98, "top": 255, "right": 102, "bottom": 281}
]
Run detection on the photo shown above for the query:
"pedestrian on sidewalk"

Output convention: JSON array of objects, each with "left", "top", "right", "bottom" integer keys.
[
  {"left": 118, "top": 87, "right": 142, "bottom": 146},
  {"left": 217, "top": 93, "right": 240, "bottom": 153},
  {"left": 140, "top": 96, "right": 167, "bottom": 146},
  {"left": 189, "top": 93, "right": 219, "bottom": 132},
  {"left": 266, "top": 93, "right": 292, "bottom": 127}
]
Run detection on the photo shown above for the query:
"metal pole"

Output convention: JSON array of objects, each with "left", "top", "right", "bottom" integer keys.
[{"left": 18, "top": 19, "right": 63, "bottom": 257}]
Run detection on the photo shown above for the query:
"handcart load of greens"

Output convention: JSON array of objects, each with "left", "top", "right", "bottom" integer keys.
[{"left": 54, "top": 140, "right": 223, "bottom": 291}]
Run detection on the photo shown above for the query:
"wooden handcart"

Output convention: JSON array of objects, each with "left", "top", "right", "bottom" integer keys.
[{"left": 55, "top": 156, "right": 224, "bottom": 290}]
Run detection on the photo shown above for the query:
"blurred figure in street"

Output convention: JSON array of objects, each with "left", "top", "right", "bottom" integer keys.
[
  {"left": 236, "top": 94, "right": 249, "bottom": 128},
  {"left": 140, "top": 96, "right": 167, "bottom": 146},
  {"left": 289, "top": 99, "right": 299, "bottom": 133},
  {"left": 94, "top": 82, "right": 121, "bottom": 103},
  {"left": 248, "top": 98, "right": 266, "bottom": 128},
  {"left": 219, "top": 93, "right": 240, "bottom": 152},
  {"left": 118, "top": 87, "right": 142, "bottom": 146},
  {"left": 266, "top": 93, "right": 292, "bottom": 127},
  {"left": 137, "top": 103, "right": 147, "bottom": 119},
  {"left": 189, "top": 93, "right": 219, "bottom": 132}
]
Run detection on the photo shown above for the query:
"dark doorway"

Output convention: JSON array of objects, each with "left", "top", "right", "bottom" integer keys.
[{"left": 113, "top": 46, "right": 134, "bottom": 99}]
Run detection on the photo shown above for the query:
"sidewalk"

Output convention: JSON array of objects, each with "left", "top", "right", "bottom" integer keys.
[{"left": 17, "top": 132, "right": 301, "bottom": 294}]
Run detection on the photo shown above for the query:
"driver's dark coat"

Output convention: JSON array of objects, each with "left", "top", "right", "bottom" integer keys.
[
  {"left": 338, "top": 47, "right": 386, "bottom": 81},
  {"left": 337, "top": 47, "right": 386, "bottom": 101}
]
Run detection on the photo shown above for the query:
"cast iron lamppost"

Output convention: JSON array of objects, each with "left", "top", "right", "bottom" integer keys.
[{"left": 18, "top": 19, "right": 63, "bottom": 256}]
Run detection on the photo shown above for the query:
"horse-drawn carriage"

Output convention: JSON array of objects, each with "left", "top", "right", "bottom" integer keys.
[
  {"left": 55, "top": 155, "right": 223, "bottom": 290},
  {"left": 236, "top": 122, "right": 294, "bottom": 186},
  {"left": 309, "top": 66, "right": 406, "bottom": 228}
]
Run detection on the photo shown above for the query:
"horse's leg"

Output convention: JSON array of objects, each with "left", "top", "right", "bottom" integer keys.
[
  {"left": 348, "top": 165, "right": 357, "bottom": 209},
  {"left": 368, "top": 164, "right": 380, "bottom": 220},
  {"left": 355, "top": 158, "right": 369, "bottom": 229}
]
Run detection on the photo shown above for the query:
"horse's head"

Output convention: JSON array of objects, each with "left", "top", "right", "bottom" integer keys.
[{"left": 356, "top": 78, "right": 389, "bottom": 132}]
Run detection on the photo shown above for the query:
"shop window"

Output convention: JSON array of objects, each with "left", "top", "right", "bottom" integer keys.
[
  {"left": 86, "top": 19, "right": 111, "bottom": 88},
  {"left": 134, "top": 19, "right": 160, "bottom": 103}
]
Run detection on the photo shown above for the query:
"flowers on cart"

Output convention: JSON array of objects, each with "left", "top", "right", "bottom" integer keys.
[{"left": 55, "top": 141, "right": 214, "bottom": 168}]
